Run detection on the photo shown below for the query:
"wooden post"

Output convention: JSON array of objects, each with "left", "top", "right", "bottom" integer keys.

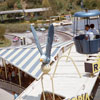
[
  {"left": 23, "top": 37, "right": 26, "bottom": 45},
  {"left": 18, "top": 69, "right": 21, "bottom": 87},
  {"left": 2, "top": 59, "right": 7, "bottom": 79}
]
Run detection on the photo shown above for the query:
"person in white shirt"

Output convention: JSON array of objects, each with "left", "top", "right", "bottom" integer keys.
[
  {"left": 90, "top": 24, "right": 99, "bottom": 35},
  {"left": 85, "top": 25, "right": 95, "bottom": 40}
]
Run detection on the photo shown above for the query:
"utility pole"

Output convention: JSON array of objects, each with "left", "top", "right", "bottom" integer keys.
[{"left": 81, "top": 0, "right": 83, "bottom": 9}]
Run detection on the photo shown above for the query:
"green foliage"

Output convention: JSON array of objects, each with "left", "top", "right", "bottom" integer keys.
[
  {"left": 0, "top": 25, "right": 6, "bottom": 38},
  {"left": 83, "top": 0, "right": 100, "bottom": 9},
  {"left": 0, "top": 24, "right": 30, "bottom": 33},
  {"left": 1, "top": 0, "right": 100, "bottom": 21},
  {"left": 6, "top": 0, "right": 16, "bottom": 9},
  {"left": 42, "top": 0, "right": 50, "bottom": 7},
  {"left": 16, "top": 0, "right": 22, "bottom": 9},
  {"left": 42, "top": 0, "right": 51, "bottom": 19},
  {"left": 26, "top": 0, "right": 42, "bottom": 8},
  {"left": 30, "top": 16, "right": 44, "bottom": 23},
  {"left": 0, "top": 38, "right": 11, "bottom": 47},
  {"left": 5, "top": 23, "right": 30, "bottom": 33},
  {"left": 0, "top": 2, "right": 7, "bottom": 11}
]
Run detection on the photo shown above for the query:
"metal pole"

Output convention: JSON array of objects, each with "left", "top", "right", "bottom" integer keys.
[
  {"left": 18, "top": 69, "right": 21, "bottom": 87},
  {"left": 50, "top": 76, "right": 55, "bottom": 100},
  {"left": 81, "top": 0, "right": 83, "bottom": 9},
  {"left": 87, "top": 18, "right": 88, "bottom": 25},
  {"left": 2, "top": 59, "right": 7, "bottom": 79},
  {"left": 97, "top": 16, "right": 100, "bottom": 33},
  {"left": 53, "top": 56, "right": 82, "bottom": 78},
  {"left": 76, "top": 17, "right": 78, "bottom": 33},
  {"left": 41, "top": 74, "right": 55, "bottom": 100},
  {"left": 41, "top": 75, "right": 46, "bottom": 100},
  {"left": 66, "top": 44, "right": 74, "bottom": 62},
  {"left": 73, "top": 17, "right": 76, "bottom": 35}
]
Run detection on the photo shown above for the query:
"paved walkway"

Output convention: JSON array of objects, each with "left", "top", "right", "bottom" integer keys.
[
  {"left": 0, "top": 88, "right": 14, "bottom": 100},
  {"left": 5, "top": 32, "right": 33, "bottom": 47}
]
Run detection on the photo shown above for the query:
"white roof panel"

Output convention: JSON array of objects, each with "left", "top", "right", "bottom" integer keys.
[{"left": 0, "top": 47, "right": 60, "bottom": 79}]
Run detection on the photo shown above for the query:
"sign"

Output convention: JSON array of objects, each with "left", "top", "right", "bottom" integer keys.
[
  {"left": 85, "top": 57, "right": 100, "bottom": 74},
  {"left": 66, "top": 93, "right": 90, "bottom": 100},
  {"left": 93, "top": 61, "right": 100, "bottom": 73}
]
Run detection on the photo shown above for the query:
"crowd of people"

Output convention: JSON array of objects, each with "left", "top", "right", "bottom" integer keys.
[{"left": 0, "top": 64, "right": 34, "bottom": 88}]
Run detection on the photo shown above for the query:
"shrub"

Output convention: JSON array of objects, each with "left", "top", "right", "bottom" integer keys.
[
  {"left": 5, "top": 24, "right": 31, "bottom": 33},
  {"left": 6, "top": 0, "right": 16, "bottom": 9},
  {"left": 0, "top": 38, "right": 11, "bottom": 47},
  {"left": 0, "top": 25, "right": 6, "bottom": 39},
  {"left": 0, "top": 2, "right": 8, "bottom": 11}
]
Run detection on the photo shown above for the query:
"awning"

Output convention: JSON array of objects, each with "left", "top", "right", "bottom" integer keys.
[{"left": 0, "top": 47, "right": 60, "bottom": 80}]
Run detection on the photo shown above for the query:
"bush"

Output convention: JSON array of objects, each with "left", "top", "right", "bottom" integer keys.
[
  {"left": 6, "top": 0, "right": 16, "bottom": 9},
  {"left": 0, "top": 24, "right": 30, "bottom": 33},
  {"left": 6, "top": 24, "right": 31, "bottom": 33},
  {"left": 29, "top": 16, "right": 45, "bottom": 23},
  {"left": 0, "top": 38, "right": 11, "bottom": 47},
  {"left": 0, "top": 2, "right": 8, "bottom": 11},
  {"left": 0, "top": 25, "right": 6, "bottom": 39}
]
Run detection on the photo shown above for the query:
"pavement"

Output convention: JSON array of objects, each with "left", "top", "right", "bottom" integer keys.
[
  {"left": 5, "top": 28, "right": 72, "bottom": 48},
  {"left": 0, "top": 88, "right": 14, "bottom": 100},
  {"left": 5, "top": 31, "right": 33, "bottom": 47}
]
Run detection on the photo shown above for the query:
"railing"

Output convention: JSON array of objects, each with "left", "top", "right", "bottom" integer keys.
[
  {"left": 0, "top": 79, "right": 25, "bottom": 94},
  {"left": 54, "top": 40, "right": 73, "bottom": 59},
  {"left": 15, "top": 40, "right": 74, "bottom": 100}
]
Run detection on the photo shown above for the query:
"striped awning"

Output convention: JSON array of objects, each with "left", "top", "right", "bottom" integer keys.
[{"left": 0, "top": 47, "right": 60, "bottom": 80}]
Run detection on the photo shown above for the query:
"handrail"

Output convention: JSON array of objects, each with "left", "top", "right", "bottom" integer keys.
[
  {"left": 0, "top": 78, "right": 25, "bottom": 94},
  {"left": 0, "top": 78, "right": 25, "bottom": 88}
]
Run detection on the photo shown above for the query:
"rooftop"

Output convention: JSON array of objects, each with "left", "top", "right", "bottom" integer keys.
[
  {"left": 0, "top": 8, "right": 49, "bottom": 15},
  {"left": 16, "top": 44, "right": 99, "bottom": 100}
]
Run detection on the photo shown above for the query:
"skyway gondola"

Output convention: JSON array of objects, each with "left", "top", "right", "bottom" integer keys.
[{"left": 73, "top": 10, "right": 100, "bottom": 54}]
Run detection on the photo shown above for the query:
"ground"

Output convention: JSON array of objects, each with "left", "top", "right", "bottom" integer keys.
[
  {"left": 3, "top": 25, "right": 72, "bottom": 48},
  {"left": 0, "top": 37, "right": 11, "bottom": 48}
]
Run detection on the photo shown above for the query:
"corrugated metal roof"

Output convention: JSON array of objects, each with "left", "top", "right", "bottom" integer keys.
[
  {"left": 16, "top": 45, "right": 99, "bottom": 100},
  {"left": 0, "top": 8, "right": 49, "bottom": 15},
  {"left": 74, "top": 10, "right": 100, "bottom": 17},
  {"left": 0, "top": 47, "right": 60, "bottom": 79}
]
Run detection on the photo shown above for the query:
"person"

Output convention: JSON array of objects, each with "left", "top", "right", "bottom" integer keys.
[
  {"left": 90, "top": 24, "right": 99, "bottom": 35},
  {"left": 11, "top": 69, "right": 16, "bottom": 83},
  {"left": 85, "top": 24, "right": 95, "bottom": 40},
  {"left": 12, "top": 91, "right": 18, "bottom": 100}
]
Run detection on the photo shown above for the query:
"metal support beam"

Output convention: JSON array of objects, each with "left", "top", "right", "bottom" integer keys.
[
  {"left": 18, "top": 69, "right": 21, "bottom": 87},
  {"left": 41, "top": 73, "right": 55, "bottom": 100},
  {"left": 53, "top": 55, "right": 82, "bottom": 78},
  {"left": 66, "top": 44, "right": 74, "bottom": 62}
]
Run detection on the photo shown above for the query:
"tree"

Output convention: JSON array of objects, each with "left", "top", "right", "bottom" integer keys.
[
  {"left": 16, "top": 0, "right": 22, "bottom": 9},
  {"left": 83, "top": 0, "right": 99, "bottom": 9},
  {"left": 42, "top": 0, "right": 50, "bottom": 7},
  {"left": 6, "top": 0, "right": 16, "bottom": 9},
  {"left": 42, "top": 0, "right": 51, "bottom": 19},
  {"left": 0, "top": 2, "right": 8, "bottom": 11}
]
